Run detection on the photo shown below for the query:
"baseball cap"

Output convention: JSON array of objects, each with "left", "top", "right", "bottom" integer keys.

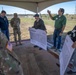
[
  {"left": 34, "top": 14, "right": 39, "bottom": 17},
  {"left": 14, "top": 13, "right": 18, "bottom": 16}
]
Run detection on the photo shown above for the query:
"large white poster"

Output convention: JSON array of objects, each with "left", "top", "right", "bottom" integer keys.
[
  {"left": 60, "top": 35, "right": 75, "bottom": 75},
  {"left": 29, "top": 28, "right": 47, "bottom": 50}
]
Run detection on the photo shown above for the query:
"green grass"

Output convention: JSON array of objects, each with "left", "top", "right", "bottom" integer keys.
[
  {"left": 9, "top": 17, "right": 76, "bottom": 41},
  {"left": 20, "top": 17, "right": 76, "bottom": 31}
]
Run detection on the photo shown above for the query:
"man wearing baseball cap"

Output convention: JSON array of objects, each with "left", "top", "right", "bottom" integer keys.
[
  {"left": 47, "top": 8, "right": 67, "bottom": 51},
  {"left": 33, "top": 14, "right": 46, "bottom": 30},
  {"left": 32, "top": 13, "right": 46, "bottom": 50}
]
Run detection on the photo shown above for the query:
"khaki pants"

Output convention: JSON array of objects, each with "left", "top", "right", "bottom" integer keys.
[{"left": 13, "top": 28, "right": 21, "bottom": 45}]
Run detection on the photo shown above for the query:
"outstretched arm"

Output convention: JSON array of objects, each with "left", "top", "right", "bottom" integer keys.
[{"left": 47, "top": 10, "right": 53, "bottom": 20}]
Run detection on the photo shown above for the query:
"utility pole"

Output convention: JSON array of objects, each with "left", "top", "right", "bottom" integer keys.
[
  {"left": 75, "top": 4, "right": 76, "bottom": 19},
  {"left": 75, "top": 4, "right": 76, "bottom": 15},
  {"left": 36, "top": 2, "right": 39, "bottom": 13},
  {"left": 24, "top": 10, "right": 26, "bottom": 16}
]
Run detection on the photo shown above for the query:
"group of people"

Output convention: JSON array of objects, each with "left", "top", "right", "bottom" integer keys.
[
  {"left": 33, "top": 8, "right": 66, "bottom": 51},
  {"left": 32, "top": 8, "right": 76, "bottom": 74},
  {"left": 0, "top": 10, "right": 22, "bottom": 46},
  {"left": 0, "top": 11, "right": 24, "bottom": 75},
  {"left": 0, "top": 8, "right": 67, "bottom": 50},
  {"left": 0, "top": 8, "right": 76, "bottom": 74}
]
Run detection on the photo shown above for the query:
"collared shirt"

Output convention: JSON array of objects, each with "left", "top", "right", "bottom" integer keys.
[{"left": 52, "top": 15, "right": 66, "bottom": 29}]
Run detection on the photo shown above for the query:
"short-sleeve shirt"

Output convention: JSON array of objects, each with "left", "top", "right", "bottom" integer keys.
[{"left": 52, "top": 15, "right": 66, "bottom": 29}]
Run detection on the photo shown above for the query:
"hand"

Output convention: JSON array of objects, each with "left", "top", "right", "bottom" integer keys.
[
  {"left": 47, "top": 10, "right": 51, "bottom": 14},
  {"left": 72, "top": 41, "right": 76, "bottom": 48}
]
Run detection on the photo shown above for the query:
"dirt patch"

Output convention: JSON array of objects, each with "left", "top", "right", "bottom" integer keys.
[{"left": 12, "top": 41, "right": 60, "bottom": 75}]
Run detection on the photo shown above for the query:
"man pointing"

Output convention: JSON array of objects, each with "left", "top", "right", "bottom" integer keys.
[{"left": 47, "top": 8, "right": 67, "bottom": 51}]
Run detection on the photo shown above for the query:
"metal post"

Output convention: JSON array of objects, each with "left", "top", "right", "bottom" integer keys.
[
  {"left": 39, "top": 12, "right": 42, "bottom": 19},
  {"left": 36, "top": 2, "right": 38, "bottom": 13},
  {"left": 74, "top": 4, "right": 76, "bottom": 20},
  {"left": 36, "top": 2, "right": 42, "bottom": 19},
  {"left": 75, "top": 5, "right": 76, "bottom": 15}
]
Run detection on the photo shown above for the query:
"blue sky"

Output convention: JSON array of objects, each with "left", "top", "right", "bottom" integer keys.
[{"left": 0, "top": 1, "right": 76, "bottom": 14}]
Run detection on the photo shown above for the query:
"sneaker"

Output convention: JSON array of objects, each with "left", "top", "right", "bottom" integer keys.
[
  {"left": 55, "top": 49, "right": 61, "bottom": 55},
  {"left": 34, "top": 45, "right": 38, "bottom": 48},
  {"left": 56, "top": 49, "right": 61, "bottom": 52},
  {"left": 51, "top": 46, "right": 56, "bottom": 49}
]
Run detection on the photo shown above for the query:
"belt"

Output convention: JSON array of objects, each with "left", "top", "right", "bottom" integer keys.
[{"left": 55, "top": 28, "right": 61, "bottom": 30}]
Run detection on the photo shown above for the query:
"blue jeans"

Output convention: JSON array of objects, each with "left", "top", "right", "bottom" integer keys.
[
  {"left": 2, "top": 29, "right": 9, "bottom": 40},
  {"left": 53, "top": 29, "right": 62, "bottom": 49}
]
